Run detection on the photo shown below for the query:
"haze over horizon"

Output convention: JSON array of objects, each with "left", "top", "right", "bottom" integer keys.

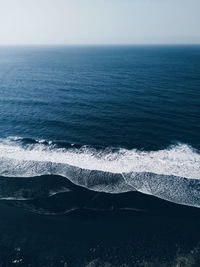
[{"left": 0, "top": 0, "right": 200, "bottom": 45}]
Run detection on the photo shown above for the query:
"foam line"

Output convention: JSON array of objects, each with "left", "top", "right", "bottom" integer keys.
[
  {"left": 0, "top": 137, "right": 200, "bottom": 207},
  {"left": 0, "top": 137, "right": 199, "bottom": 179}
]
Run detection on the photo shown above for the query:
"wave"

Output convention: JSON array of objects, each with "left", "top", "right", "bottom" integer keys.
[{"left": 0, "top": 137, "right": 200, "bottom": 208}]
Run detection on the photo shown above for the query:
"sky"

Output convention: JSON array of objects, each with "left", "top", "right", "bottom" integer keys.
[{"left": 0, "top": 0, "right": 199, "bottom": 45}]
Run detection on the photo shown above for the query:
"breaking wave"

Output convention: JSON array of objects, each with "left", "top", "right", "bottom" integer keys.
[{"left": 0, "top": 136, "right": 200, "bottom": 208}]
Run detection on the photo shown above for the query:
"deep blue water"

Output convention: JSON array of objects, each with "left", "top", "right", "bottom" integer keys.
[{"left": 0, "top": 45, "right": 200, "bottom": 150}]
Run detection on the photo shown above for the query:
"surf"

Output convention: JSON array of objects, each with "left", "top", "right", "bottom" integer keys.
[{"left": 0, "top": 137, "right": 200, "bottom": 207}]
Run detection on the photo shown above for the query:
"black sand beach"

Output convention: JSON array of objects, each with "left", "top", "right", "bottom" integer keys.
[{"left": 0, "top": 177, "right": 200, "bottom": 267}]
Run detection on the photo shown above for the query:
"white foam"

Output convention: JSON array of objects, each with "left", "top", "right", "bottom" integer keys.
[
  {"left": 0, "top": 138, "right": 199, "bottom": 180},
  {"left": 0, "top": 137, "right": 200, "bottom": 207}
]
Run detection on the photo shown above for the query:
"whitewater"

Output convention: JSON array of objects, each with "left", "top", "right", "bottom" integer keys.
[{"left": 0, "top": 137, "right": 200, "bottom": 208}]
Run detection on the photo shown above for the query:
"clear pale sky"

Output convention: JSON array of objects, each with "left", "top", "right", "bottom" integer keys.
[{"left": 0, "top": 0, "right": 199, "bottom": 45}]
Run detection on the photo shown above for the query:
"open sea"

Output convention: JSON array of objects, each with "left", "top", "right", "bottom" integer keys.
[{"left": 0, "top": 45, "right": 200, "bottom": 266}]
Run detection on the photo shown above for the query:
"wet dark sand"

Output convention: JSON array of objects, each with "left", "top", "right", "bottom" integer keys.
[{"left": 1, "top": 188, "right": 200, "bottom": 266}]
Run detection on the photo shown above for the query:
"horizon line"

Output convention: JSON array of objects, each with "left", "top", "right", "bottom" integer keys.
[{"left": 0, "top": 43, "right": 200, "bottom": 46}]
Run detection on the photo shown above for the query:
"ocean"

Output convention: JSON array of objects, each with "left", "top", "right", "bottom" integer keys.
[{"left": 0, "top": 45, "right": 200, "bottom": 266}]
